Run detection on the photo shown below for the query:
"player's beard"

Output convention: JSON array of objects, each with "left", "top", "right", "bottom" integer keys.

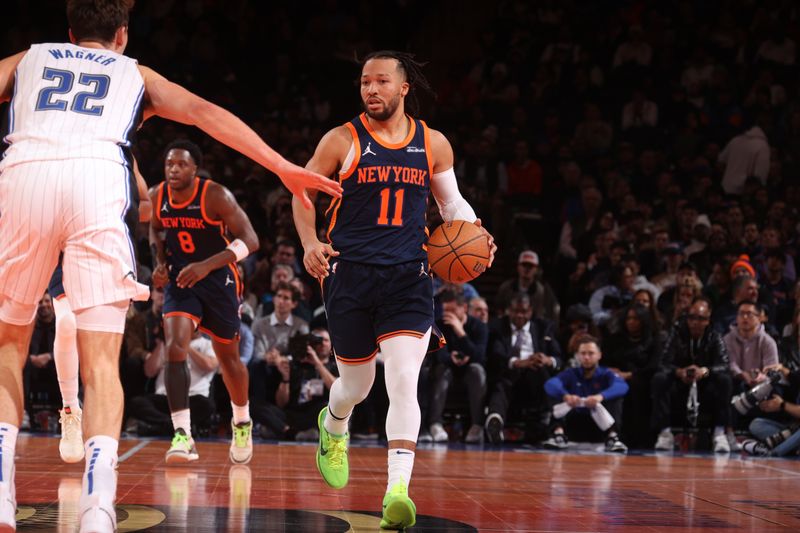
[{"left": 363, "top": 93, "right": 402, "bottom": 121}]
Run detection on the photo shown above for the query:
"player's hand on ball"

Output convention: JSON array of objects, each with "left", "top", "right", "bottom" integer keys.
[
  {"left": 152, "top": 263, "right": 169, "bottom": 289},
  {"left": 303, "top": 240, "right": 339, "bottom": 280},
  {"left": 177, "top": 262, "right": 211, "bottom": 288},
  {"left": 474, "top": 218, "right": 497, "bottom": 267}
]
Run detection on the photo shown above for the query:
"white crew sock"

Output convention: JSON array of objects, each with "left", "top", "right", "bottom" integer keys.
[
  {"left": 387, "top": 448, "right": 415, "bottom": 491},
  {"left": 81, "top": 435, "right": 118, "bottom": 506},
  {"left": 231, "top": 401, "right": 250, "bottom": 425},
  {"left": 171, "top": 409, "right": 192, "bottom": 438},
  {"left": 0, "top": 424, "right": 19, "bottom": 488}
]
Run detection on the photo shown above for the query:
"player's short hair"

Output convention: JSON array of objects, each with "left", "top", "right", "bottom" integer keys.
[
  {"left": 67, "top": 0, "right": 135, "bottom": 43},
  {"left": 163, "top": 139, "right": 203, "bottom": 168},
  {"left": 362, "top": 50, "right": 435, "bottom": 116}
]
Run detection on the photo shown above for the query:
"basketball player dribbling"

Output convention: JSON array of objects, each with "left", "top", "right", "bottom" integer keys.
[
  {"left": 0, "top": 2, "right": 341, "bottom": 532},
  {"left": 293, "top": 51, "right": 496, "bottom": 529},
  {"left": 149, "top": 140, "right": 257, "bottom": 465}
]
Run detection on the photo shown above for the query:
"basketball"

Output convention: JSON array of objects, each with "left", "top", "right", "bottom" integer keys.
[{"left": 427, "top": 220, "right": 491, "bottom": 283}]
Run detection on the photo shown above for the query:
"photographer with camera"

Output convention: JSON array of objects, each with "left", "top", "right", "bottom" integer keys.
[
  {"left": 252, "top": 328, "right": 338, "bottom": 441},
  {"left": 724, "top": 300, "right": 778, "bottom": 391},
  {"left": 427, "top": 289, "right": 488, "bottom": 443},
  {"left": 651, "top": 297, "right": 734, "bottom": 452},
  {"left": 742, "top": 363, "right": 800, "bottom": 456}
]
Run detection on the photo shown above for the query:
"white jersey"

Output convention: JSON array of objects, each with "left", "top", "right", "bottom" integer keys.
[{"left": 0, "top": 43, "right": 144, "bottom": 171}]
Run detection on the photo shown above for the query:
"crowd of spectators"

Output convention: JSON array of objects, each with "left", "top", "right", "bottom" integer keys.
[{"left": 7, "top": 0, "right": 800, "bottom": 455}]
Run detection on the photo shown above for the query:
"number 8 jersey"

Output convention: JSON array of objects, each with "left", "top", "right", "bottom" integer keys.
[
  {"left": 156, "top": 178, "right": 232, "bottom": 278},
  {"left": 1, "top": 43, "right": 144, "bottom": 171},
  {"left": 325, "top": 113, "right": 433, "bottom": 265}
]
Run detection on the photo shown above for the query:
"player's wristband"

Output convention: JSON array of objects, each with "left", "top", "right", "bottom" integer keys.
[{"left": 226, "top": 239, "right": 250, "bottom": 262}]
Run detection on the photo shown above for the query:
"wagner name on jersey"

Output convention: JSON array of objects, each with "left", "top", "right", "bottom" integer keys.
[{"left": 1, "top": 43, "right": 144, "bottom": 171}]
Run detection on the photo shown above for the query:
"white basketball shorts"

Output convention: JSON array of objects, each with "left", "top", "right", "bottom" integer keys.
[{"left": 0, "top": 159, "right": 149, "bottom": 314}]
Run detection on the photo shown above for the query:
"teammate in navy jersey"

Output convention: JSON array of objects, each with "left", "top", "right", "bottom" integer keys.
[
  {"left": 293, "top": 51, "right": 496, "bottom": 529},
  {"left": 0, "top": 2, "right": 340, "bottom": 531},
  {"left": 149, "top": 140, "right": 256, "bottom": 465}
]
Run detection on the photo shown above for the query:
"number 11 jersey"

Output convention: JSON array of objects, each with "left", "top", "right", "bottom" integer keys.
[{"left": 325, "top": 113, "right": 433, "bottom": 265}]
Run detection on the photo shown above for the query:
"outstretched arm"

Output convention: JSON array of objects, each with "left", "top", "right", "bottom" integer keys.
[{"left": 138, "top": 65, "right": 342, "bottom": 207}]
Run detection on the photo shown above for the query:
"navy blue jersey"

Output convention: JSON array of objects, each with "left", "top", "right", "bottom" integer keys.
[
  {"left": 156, "top": 178, "right": 234, "bottom": 278},
  {"left": 325, "top": 114, "right": 433, "bottom": 265}
]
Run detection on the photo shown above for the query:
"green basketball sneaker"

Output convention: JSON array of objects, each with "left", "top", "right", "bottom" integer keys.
[
  {"left": 315, "top": 407, "right": 349, "bottom": 489},
  {"left": 165, "top": 428, "right": 199, "bottom": 464},
  {"left": 230, "top": 420, "right": 254, "bottom": 464},
  {"left": 380, "top": 480, "right": 416, "bottom": 530}
]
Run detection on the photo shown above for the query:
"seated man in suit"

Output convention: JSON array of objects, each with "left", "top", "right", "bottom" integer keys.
[{"left": 484, "top": 292, "right": 562, "bottom": 443}]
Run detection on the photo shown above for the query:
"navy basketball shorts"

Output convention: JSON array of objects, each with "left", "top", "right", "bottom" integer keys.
[
  {"left": 163, "top": 265, "right": 241, "bottom": 343},
  {"left": 322, "top": 259, "right": 438, "bottom": 364},
  {"left": 47, "top": 259, "right": 66, "bottom": 300}
]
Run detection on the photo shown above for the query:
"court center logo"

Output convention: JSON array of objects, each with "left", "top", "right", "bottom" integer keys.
[{"left": 13, "top": 503, "right": 477, "bottom": 531}]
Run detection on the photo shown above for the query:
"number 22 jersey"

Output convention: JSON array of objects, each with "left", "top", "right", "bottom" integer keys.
[
  {"left": 1, "top": 43, "right": 144, "bottom": 171},
  {"left": 324, "top": 113, "right": 433, "bottom": 265}
]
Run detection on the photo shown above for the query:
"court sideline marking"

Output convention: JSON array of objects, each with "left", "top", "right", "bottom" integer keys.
[{"left": 119, "top": 440, "right": 150, "bottom": 462}]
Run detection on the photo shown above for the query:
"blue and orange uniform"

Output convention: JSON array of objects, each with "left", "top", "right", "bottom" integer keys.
[
  {"left": 323, "top": 113, "right": 444, "bottom": 363},
  {"left": 156, "top": 177, "right": 242, "bottom": 343}
]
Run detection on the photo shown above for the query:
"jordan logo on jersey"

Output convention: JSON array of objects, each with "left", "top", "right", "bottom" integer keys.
[
  {"left": 362, "top": 141, "right": 376, "bottom": 157},
  {"left": 225, "top": 275, "right": 235, "bottom": 286},
  {"left": 161, "top": 202, "right": 169, "bottom": 213},
  {"left": 419, "top": 262, "right": 427, "bottom": 277}
]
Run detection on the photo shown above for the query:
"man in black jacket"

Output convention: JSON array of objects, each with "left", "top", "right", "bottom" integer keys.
[
  {"left": 428, "top": 290, "right": 488, "bottom": 443},
  {"left": 651, "top": 296, "right": 733, "bottom": 452},
  {"left": 485, "top": 293, "right": 562, "bottom": 443}
]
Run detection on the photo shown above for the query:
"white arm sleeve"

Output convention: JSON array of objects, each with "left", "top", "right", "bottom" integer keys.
[{"left": 430, "top": 167, "right": 477, "bottom": 223}]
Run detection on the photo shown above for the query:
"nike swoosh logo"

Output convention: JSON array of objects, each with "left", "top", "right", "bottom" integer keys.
[
  {"left": 320, "top": 445, "right": 328, "bottom": 456},
  {"left": 395, "top": 451, "right": 413, "bottom": 455}
]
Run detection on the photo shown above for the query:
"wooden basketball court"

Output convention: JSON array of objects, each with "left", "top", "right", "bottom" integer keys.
[{"left": 11, "top": 434, "right": 800, "bottom": 531}]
